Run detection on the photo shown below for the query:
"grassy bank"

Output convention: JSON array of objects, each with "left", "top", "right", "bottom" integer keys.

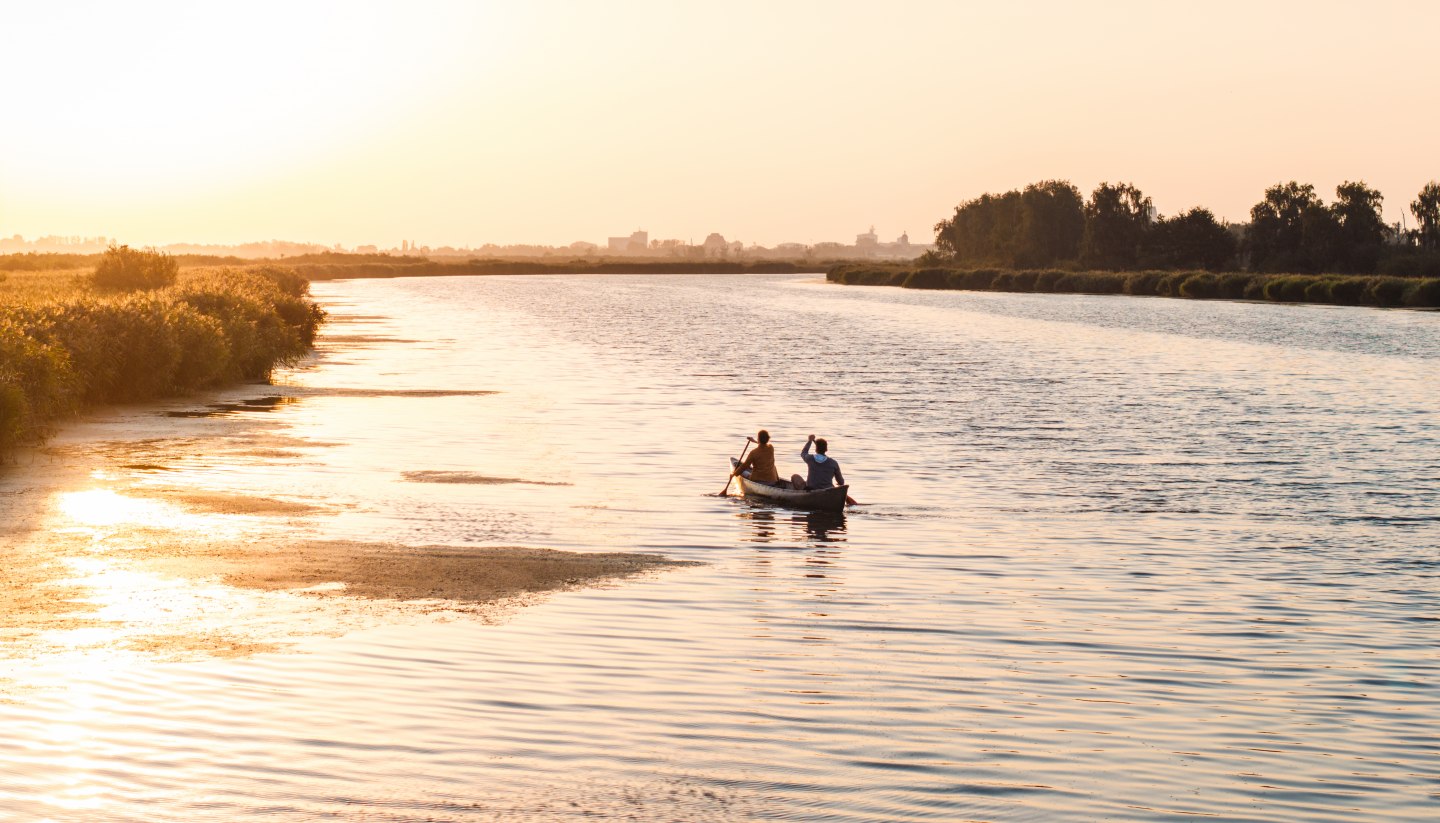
[
  {"left": 826, "top": 264, "right": 1440, "bottom": 309},
  {"left": 1, "top": 266, "right": 324, "bottom": 452},
  {"left": 3, "top": 253, "right": 825, "bottom": 281}
]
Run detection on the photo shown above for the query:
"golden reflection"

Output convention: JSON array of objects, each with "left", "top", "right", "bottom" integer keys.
[
  {"left": 5, "top": 485, "right": 358, "bottom": 667},
  {"left": 58, "top": 489, "right": 166, "bottom": 528}
]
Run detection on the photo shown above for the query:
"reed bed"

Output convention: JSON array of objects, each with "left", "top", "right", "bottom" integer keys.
[
  {"left": 1, "top": 266, "right": 324, "bottom": 452},
  {"left": 827, "top": 265, "right": 1440, "bottom": 309}
]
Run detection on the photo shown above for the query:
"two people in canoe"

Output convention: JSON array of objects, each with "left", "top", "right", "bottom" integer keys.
[{"left": 733, "top": 429, "right": 858, "bottom": 506}]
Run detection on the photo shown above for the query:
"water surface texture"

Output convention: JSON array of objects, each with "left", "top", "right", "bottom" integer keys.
[{"left": 2, "top": 274, "right": 1436, "bottom": 821}]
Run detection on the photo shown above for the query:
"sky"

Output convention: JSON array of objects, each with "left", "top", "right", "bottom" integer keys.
[{"left": 1, "top": 0, "right": 1437, "bottom": 248}]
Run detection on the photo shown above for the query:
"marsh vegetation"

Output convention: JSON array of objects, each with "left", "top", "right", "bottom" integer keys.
[{"left": 0, "top": 248, "right": 324, "bottom": 452}]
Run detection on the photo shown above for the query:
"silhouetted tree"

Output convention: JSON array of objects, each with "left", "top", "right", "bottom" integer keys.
[
  {"left": 1081, "top": 182, "right": 1151, "bottom": 270},
  {"left": 1245, "top": 182, "right": 1341, "bottom": 273},
  {"left": 1413, "top": 181, "right": 1440, "bottom": 251},
  {"left": 1140, "top": 207, "right": 1237, "bottom": 271},
  {"left": 1330, "top": 181, "right": 1386, "bottom": 273},
  {"left": 1015, "top": 180, "right": 1084, "bottom": 267},
  {"left": 934, "top": 190, "right": 1023, "bottom": 265}
]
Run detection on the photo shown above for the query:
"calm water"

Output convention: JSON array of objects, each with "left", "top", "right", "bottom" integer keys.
[{"left": 1, "top": 274, "right": 1436, "bottom": 821}]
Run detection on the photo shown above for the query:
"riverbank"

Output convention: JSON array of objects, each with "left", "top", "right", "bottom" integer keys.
[
  {"left": 3, "top": 252, "right": 827, "bottom": 282},
  {"left": 0, "top": 266, "right": 325, "bottom": 453},
  {"left": 827, "top": 263, "right": 1440, "bottom": 308}
]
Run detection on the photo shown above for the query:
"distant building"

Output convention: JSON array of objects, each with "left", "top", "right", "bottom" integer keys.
[
  {"left": 852, "top": 226, "right": 924, "bottom": 259},
  {"left": 607, "top": 229, "right": 648, "bottom": 254},
  {"left": 856, "top": 225, "right": 879, "bottom": 250}
]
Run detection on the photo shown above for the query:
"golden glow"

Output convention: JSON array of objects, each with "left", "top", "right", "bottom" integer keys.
[
  {"left": 58, "top": 490, "right": 165, "bottom": 529},
  {"left": 1, "top": 1, "right": 1436, "bottom": 245}
]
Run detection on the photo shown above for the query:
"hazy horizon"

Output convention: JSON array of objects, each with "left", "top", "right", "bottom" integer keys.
[{"left": 2, "top": 0, "right": 1436, "bottom": 248}]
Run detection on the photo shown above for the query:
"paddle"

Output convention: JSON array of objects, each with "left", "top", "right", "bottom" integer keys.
[{"left": 718, "top": 437, "right": 755, "bottom": 497}]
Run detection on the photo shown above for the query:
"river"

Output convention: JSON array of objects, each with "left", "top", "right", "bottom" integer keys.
[{"left": 1, "top": 273, "right": 1435, "bottom": 821}]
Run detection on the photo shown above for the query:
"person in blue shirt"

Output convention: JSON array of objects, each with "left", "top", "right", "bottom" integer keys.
[{"left": 789, "top": 434, "right": 858, "bottom": 506}]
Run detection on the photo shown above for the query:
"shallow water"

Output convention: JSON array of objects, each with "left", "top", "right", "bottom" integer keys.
[{"left": 1, "top": 273, "right": 1436, "bottom": 821}]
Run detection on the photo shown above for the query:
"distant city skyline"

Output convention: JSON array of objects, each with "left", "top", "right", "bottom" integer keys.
[
  {"left": 0, "top": 223, "right": 930, "bottom": 261},
  {"left": 2, "top": 2, "right": 1436, "bottom": 249}
]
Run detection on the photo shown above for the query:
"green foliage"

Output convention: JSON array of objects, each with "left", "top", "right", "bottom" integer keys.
[
  {"left": 825, "top": 264, "right": 1440, "bottom": 310},
  {"left": 933, "top": 190, "right": 1024, "bottom": 265},
  {"left": 1245, "top": 182, "right": 1341, "bottom": 273},
  {"left": 1017, "top": 181, "right": 1086, "bottom": 267},
  {"left": 0, "top": 267, "right": 323, "bottom": 453},
  {"left": 949, "top": 269, "right": 1001, "bottom": 290},
  {"left": 1140, "top": 208, "right": 1237, "bottom": 271},
  {"left": 1081, "top": 183, "right": 1151, "bottom": 270},
  {"left": 1217, "top": 273, "right": 1252, "bottom": 299},
  {"left": 1331, "top": 181, "right": 1386, "bottom": 273},
  {"left": 92, "top": 245, "right": 179, "bottom": 291},
  {"left": 1377, "top": 249, "right": 1440, "bottom": 278},
  {"left": 1178, "top": 273, "right": 1220, "bottom": 299},
  {"left": 1412, "top": 182, "right": 1440, "bottom": 251},
  {"left": 1054, "top": 271, "right": 1126, "bottom": 293},
  {"left": 901, "top": 268, "right": 952, "bottom": 289},
  {"left": 1405, "top": 277, "right": 1440, "bottom": 306}
]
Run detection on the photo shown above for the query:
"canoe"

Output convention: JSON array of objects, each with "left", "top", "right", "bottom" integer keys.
[{"left": 730, "top": 458, "right": 849, "bottom": 512}]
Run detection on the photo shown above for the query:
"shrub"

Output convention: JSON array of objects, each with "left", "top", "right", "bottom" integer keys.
[
  {"left": 902, "top": 268, "right": 951, "bottom": 289},
  {"left": 1365, "top": 277, "right": 1407, "bottom": 307},
  {"left": 1328, "top": 278, "right": 1368, "bottom": 304},
  {"left": 1264, "top": 276, "right": 1313, "bottom": 302},
  {"left": 1054, "top": 271, "right": 1126, "bottom": 294},
  {"left": 1033, "top": 269, "right": 1067, "bottom": 292},
  {"left": 993, "top": 270, "right": 1038, "bottom": 291},
  {"left": 824, "top": 264, "right": 1440, "bottom": 310},
  {"left": 1303, "top": 279, "right": 1336, "bottom": 304},
  {"left": 1217, "top": 273, "right": 1252, "bottom": 299},
  {"left": 1178, "top": 273, "right": 1219, "bottom": 299},
  {"left": 1154, "top": 271, "right": 1192, "bottom": 297},
  {"left": 1403, "top": 278, "right": 1440, "bottom": 307},
  {"left": 249, "top": 264, "right": 310, "bottom": 297},
  {"left": 92, "top": 245, "right": 179, "bottom": 291},
  {"left": 0, "top": 266, "right": 323, "bottom": 453},
  {"left": 1122, "top": 271, "right": 1163, "bottom": 296},
  {"left": 0, "top": 380, "right": 25, "bottom": 447}
]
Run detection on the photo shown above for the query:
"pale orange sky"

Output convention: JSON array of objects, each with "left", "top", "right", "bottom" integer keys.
[{"left": 1, "top": 0, "right": 1436, "bottom": 248}]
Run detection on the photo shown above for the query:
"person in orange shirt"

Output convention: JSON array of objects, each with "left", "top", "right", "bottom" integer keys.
[{"left": 732, "top": 429, "right": 781, "bottom": 485}]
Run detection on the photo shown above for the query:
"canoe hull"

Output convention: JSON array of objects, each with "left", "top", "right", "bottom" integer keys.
[{"left": 731, "top": 458, "right": 848, "bottom": 512}]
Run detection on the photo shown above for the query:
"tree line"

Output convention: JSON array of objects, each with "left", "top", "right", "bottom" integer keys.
[{"left": 930, "top": 180, "right": 1440, "bottom": 276}]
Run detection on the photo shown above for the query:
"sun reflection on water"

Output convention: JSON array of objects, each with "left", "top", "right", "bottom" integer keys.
[{"left": 57, "top": 489, "right": 166, "bottom": 528}]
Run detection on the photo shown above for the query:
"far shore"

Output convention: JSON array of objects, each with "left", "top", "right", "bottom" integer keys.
[{"left": 827, "top": 264, "right": 1440, "bottom": 310}]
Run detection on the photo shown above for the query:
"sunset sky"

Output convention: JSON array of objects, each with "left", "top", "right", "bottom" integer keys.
[{"left": 2, "top": 0, "right": 1436, "bottom": 248}]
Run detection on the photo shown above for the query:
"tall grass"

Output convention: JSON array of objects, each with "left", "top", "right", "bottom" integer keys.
[
  {"left": 827, "top": 265, "right": 1440, "bottom": 309},
  {"left": 0, "top": 266, "right": 324, "bottom": 453}
]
